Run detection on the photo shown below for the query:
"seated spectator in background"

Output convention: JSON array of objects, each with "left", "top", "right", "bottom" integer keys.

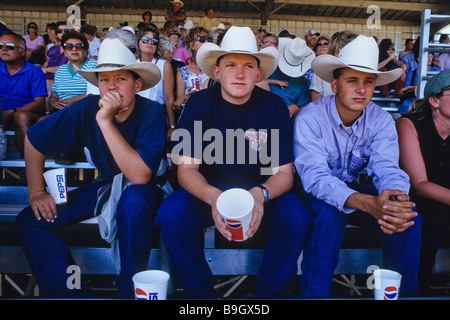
[
  {"left": 48, "top": 31, "right": 96, "bottom": 113},
  {"left": 401, "top": 36, "right": 421, "bottom": 77},
  {"left": 399, "top": 52, "right": 440, "bottom": 113},
  {"left": 159, "top": 36, "right": 185, "bottom": 98},
  {"left": 156, "top": 26, "right": 311, "bottom": 299},
  {"left": 0, "top": 32, "right": 46, "bottom": 157},
  {"left": 24, "top": 22, "right": 45, "bottom": 66},
  {"left": 137, "top": 26, "right": 176, "bottom": 140},
  {"left": 173, "top": 27, "right": 211, "bottom": 113},
  {"left": 41, "top": 22, "right": 69, "bottom": 97},
  {"left": 399, "top": 38, "right": 414, "bottom": 60},
  {"left": 165, "top": 0, "right": 186, "bottom": 27},
  {"left": 304, "top": 29, "right": 320, "bottom": 50},
  {"left": 199, "top": 7, "right": 219, "bottom": 30},
  {"left": 294, "top": 35, "right": 422, "bottom": 298},
  {"left": 137, "top": 10, "right": 158, "bottom": 30},
  {"left": 303, "top": 35, "right": 330, "bottom": 85},
  {"left": 15, "top": 38, "right": 167, "bottom": 299},
  {"left": 377, "top": 38, "right": 406, "bottom": 96},
  {"left": 396, "top": 70, "right": 450, "bottom": 296},
  {"left": 268, "top": 37, "right": 313, "bottom": 119},
  {"left": 310, "top": 31, "right": 358, "bottom": 101},
  {"left": 436, "top": 34, "right": 450, "bottom": 71},
  {"left": 0, "top": 101, "right": 6, "bottom": 160},
  {"left": 260, "top": 33, "right": 278, "bottom": 50},
  {"left": 81, "top": 24, "right": 100, "bottom": 60},
  {"left": 178, "top": 20, "right": 193, "bottom": 50},
  {"left": 168, "top": 29, "right": 190, "bottom": 63},
  {"left": 278, "top": 28, "right": 295, "bottom": 39}
]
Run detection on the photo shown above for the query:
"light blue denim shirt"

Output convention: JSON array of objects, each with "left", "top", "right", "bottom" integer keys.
[{"left": 293, "top": 95, "right": 410, "bottom": 213}]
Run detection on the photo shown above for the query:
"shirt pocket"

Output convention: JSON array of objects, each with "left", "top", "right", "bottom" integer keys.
[{"left": 349, "top": 148, "right": 370, "bottom": 174}]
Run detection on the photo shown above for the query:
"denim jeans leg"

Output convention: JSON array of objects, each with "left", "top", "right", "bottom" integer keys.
[
  {"left": 379, "top": 212, "right": 422, "bottom": 297},
  {"left": 114, "top": 183, "right": 163, "bottom": 299},
  {"left": 155, "top": 188, "right": 217, "bottom": 299},
  {"left": 299, "top": 195, "right": 347, "bottom": 298},
  {"left": 14, "top": 182, "right": 106, "bottom": 297},
  {"left": 255, "top": 192, "right": 312, "bottom": 298}
]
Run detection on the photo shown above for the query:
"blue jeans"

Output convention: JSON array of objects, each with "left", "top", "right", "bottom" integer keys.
[
  {"left": 15, "top": 181, "right": 162, "bottom": 298},
  {"left": 155, "top": 181, "right": 312, "bottom": 299},
  {"left": 298, "top": 187, "right": 422, "bottom": 298}
]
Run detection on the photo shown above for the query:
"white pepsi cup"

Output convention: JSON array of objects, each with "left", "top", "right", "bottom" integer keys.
[
  {"left": 373, "top": 269, "right": 402, "bottom": 300},
  {"left": 132, "top": 270, "right": 170, "bottom": 300},
  {"left": 43, "top": 168, "right": 67, "bottom": 204}
]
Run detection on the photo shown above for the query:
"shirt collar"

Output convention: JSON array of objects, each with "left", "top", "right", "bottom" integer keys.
[{"left": 329, "top": 95, "right": 365, "bottom": 130}]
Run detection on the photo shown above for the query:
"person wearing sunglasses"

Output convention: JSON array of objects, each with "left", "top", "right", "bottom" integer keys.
[
  {"left": 48, "top": 31, "right": 96, "bottom": 115},
  {"left": 173, "top": 27, "right": 211, "bottom": 113},
  {"left": 136, "top": 26, "right": 176, "bottom": 141},
  {"left": 42, "top": 22, "right": 70, "bottom": 102},
  {"left": 0, "top": 32, "right": 47, "bottom": 158},
  {"left": 24, "top": 22, "right": 46, "bottom": 65}
]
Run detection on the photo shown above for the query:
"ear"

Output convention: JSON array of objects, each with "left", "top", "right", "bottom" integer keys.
[
  {"left": 212, "top": 65, "right": 220, "bottom": 80},
  {"left": 256, "top": 66, "right": 263, "bottom": 82},
  {"left": 135, "top": 77, "right": 143, "bottom": 93},
  {"left": 330, "top": 78, "right": 338, "bottom": 94}
]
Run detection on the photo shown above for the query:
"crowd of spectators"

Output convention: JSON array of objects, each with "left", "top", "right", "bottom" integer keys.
[{"left": 0, "top": 6, "right": 449, "bottom": 299}]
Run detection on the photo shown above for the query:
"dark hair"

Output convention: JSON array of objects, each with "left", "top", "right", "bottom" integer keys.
[
  {"left": 80, "top": 24, "right": 97, "bottom": 36},
  {"left": 378, "top": 38, "right": 394, "bottom": 62},
  {"left": 205, "top": 7, "right": 213, "bottom": 15},
  {"left": 313, "top": 35, "right": 330, "bottom": 52},
  {"left": 262, "top": 33, "right": 278, "bottom": 45},
  {"left": 405, "top": 38, "right": 414, "bottom": 45},
  {"left": 142, "top": 10, "right": 152, "bottom": 20},
  {"left": 26, "top": 22, "right": 38, "bottom": 34},
  {"left": 61, "top": 31, "right": 89, "bottom": 51},
  {"left": 136, "top": 25, "right": 161, "bottom": 58}
]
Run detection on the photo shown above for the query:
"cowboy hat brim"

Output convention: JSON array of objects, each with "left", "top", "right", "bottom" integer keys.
[
  {"left": 196, "top": 42, "right": 278, "bottom": 81},
  {"left": 312, "top": 54, "right": 403, "bottom": 86},
  {"left": 78, "top": 62, "right": 161, "bottom": 91},
  {"left": 278, "top": 37, "right": 315, "bottom": 78}
]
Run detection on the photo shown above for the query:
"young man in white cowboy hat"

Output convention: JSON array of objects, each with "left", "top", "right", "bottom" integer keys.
[
  {"left": 293, "top": 35, "right": 422, "bottom": 298},
  {"left": 156, "top": 26, "right": 311, "bottom": 299},
  {"left": 268, "top": 37, "right": 315, "bottom": 119},
  {"left": 15, "top": 38, "right": 168, "bottom": 299}
]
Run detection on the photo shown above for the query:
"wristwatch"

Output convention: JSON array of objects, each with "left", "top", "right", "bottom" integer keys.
[
  {"left": 257, "top": 184, "right": 270, "bottom": 203},
  {"left": 170, "top": 125, "right": 175, "bottom": 129}
]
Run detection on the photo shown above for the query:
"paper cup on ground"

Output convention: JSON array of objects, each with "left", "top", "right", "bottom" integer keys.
[
  {"left": 43, "top": 168, "right": 67, "bottom": 204},
  {"left": 133, "top": 270, "right": 170, "bottom": 300},
  {"left": 373, "top": 269, "right": 402, "bottom": 300},
  {"left": 216, "top": 188, "right": 254, "bottom": 242}
]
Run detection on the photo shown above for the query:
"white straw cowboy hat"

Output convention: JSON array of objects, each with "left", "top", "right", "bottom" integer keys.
[
  {"left": 171, "top": 0, "right": 184, "bottom": 7},
  {"left": 78, "top": 38, "right": 161, "bottom": 91},
  {"left": 278, "top": 37, "right": 315, "bottom": 77},
  {"left": 312, "top": 35, "right": 403, "bottom": 86},
  {"left": 196, "top": 26, "right": 278, "bottom": 81}
]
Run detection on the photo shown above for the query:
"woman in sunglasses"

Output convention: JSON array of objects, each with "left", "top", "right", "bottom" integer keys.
[
  {"left": 48, "top": 31, "right": 96, "bottom": 113},
  {"left": 173, "top": 27, "right": 212, "bottom": 113},
  {"left": 136, "top": 26, "right": 176, "bottom": 141},
  {"left": 24, "top": 22, "right": 45, "bottom": 65},
  {"left": 42, "top": 22, "right": 70, "bottom": 101}
]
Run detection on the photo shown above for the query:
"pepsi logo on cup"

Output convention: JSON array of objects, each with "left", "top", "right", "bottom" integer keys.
[
  {"left": 135, "top": 288, "right": 159, "bottom": 300},
  {"left": 383, "top": 286, "right": 399, "bottom": 300},
  {"left": 225, "top": 219, "right": 244, "bottom": 241},
  {"left": 56, "top": 174, "right": 66, "bottom": 199}
]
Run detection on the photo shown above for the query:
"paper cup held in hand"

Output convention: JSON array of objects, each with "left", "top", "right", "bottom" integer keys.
[
  {"left": 373, "top": 269, "right": 402, "bottom": 300},
  {"left": 216, "top": 188, "right": 254, "bottom": 242},
  {"left": 43, "top": 168, "right": 67, "bottom": 204},
  {"left": 132, "top": 270, "right": 170, "bottom": 300}
]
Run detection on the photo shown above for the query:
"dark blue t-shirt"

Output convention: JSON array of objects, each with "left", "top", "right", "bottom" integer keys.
[
  {"left": 173, "top": 84, "right": 293, "bottom": 185},
  {"left": 27, "top": 95, "right": 167, "bottom": 183}
]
